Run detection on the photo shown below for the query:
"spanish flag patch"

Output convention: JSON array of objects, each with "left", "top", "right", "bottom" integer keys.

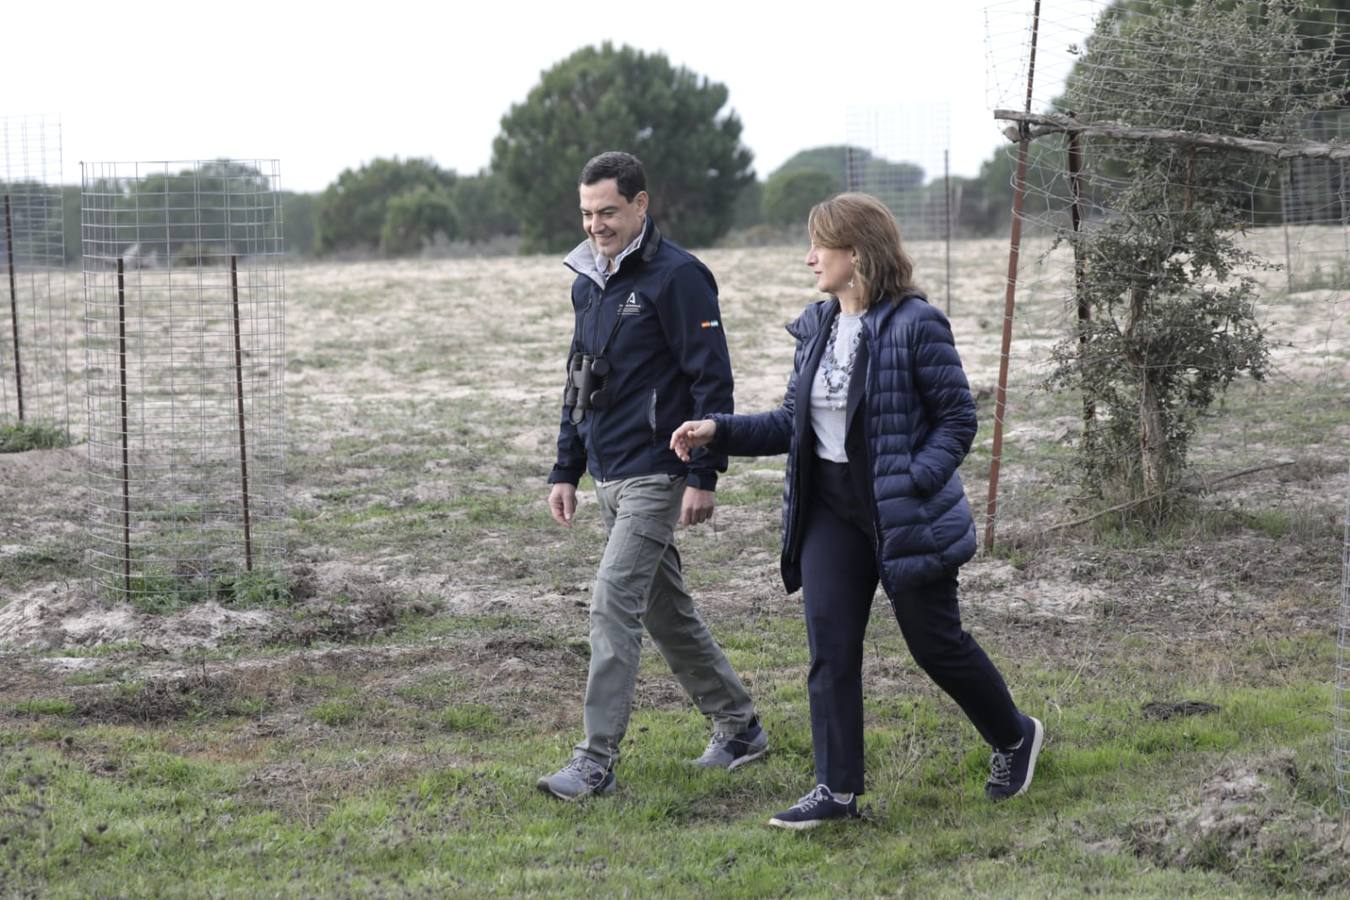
[{"left": 700, "top": 320, "right": 720, "bottom": 329}]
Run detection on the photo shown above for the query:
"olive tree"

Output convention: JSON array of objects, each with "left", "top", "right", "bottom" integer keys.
[{"left": 1047, "top": 0, "right": 1338, "bottom": 502}]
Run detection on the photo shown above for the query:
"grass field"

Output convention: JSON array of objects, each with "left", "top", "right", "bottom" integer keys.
[{"left": 1, "top": 234, "right": 1348, "bottom": 896}]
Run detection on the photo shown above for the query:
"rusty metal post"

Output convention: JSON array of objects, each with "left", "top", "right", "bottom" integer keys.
[
  {"left": 984, "top": 0, "right": 1041, "bottom": 553},
  {"left": 4, "top": 194, "right": 23, "bottom": 422},
  {"left": 117, "top": 258, "right": 131, "bottom": 596},
  {"left": 230, "top": 255, "right": 254, "bottom": 572}
]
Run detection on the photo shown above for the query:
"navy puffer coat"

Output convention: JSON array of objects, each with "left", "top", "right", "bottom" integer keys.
[{"left": 709, "top": 292, "right": 978, "bottom": 599}]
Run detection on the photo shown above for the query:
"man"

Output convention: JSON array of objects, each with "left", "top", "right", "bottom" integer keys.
[{"left": 537, "top": 151, "right": 766, "bottom": 801}]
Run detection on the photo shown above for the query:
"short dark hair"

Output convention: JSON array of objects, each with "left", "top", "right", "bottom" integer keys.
[{"left": 579, "top": 151, "right": 647, "bottom": 201}]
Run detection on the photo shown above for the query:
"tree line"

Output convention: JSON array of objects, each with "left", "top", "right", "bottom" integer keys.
[
  {"left": 10, "top": 0, "right": 1347, "bottom": 263},
  {"left": 26, "top": 42, "right": 1036, "bottom": 263},
  {"left": 294, "top": 1, "right": 1350, "bottom": 257}
]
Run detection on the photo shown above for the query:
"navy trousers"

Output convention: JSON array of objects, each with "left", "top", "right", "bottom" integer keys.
[{"left": 800, "top": 458, "right": 1023, "bottom": 795}]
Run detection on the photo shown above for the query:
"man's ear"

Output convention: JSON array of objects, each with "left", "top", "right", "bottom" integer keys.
[{"left": 635, "top": 191, "right": 649, "bottom": 215}]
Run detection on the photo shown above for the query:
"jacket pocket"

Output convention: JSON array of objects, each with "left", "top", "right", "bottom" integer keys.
[
  {"left": 922, "top": 477, "right": 972, "bottom": 551},
  {"left": 880, "top": 515, "right": 940, "bottom": 559},
  {"left": 648, "top": 388, "right": 658, "bottom": 443},
  {"left": 908, "top": 462, "right": 937, "bottom": 498}
]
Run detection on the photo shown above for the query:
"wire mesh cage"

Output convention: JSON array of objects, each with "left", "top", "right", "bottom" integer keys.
[
  {"left": 845, "top": 103, "right": 953, "bottom": 241},
  {"left": 977, "top": 0, "right": 1350, "bottom": 536},
  {"left": 1282, "top": 110, "right": 1350, "bottom": 294},
  {"left": 81, "top": 160, "right": 286, "bottom": 605},
  {"left": 1, "top": 115, "right": 70, "bottom": 438},
  {"left": 845, "top": 103, "right": 955, "bottom": 310},
  {"left": 1338, "top": 459, "right": 1350, "bottom": 813}
]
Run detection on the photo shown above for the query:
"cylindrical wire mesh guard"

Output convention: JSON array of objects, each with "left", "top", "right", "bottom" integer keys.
[
  {"left": 1337, "top": 459, "right": 1349, "bottom": 812},
  {"left": 82, "top": 160, "right": 286, "bottom": 604},
  {"left": 1, "top": 115, "right": 70, "bottom": 434}
]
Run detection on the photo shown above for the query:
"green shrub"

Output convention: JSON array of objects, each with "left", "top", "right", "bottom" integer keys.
[{"left": 0, "top": 422, "right": 69, "bottom": 453}]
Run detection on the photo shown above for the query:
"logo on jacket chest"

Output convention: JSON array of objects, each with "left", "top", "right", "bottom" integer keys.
[{"left": 617, "top": 292, "right": 643, "bottom": 317}]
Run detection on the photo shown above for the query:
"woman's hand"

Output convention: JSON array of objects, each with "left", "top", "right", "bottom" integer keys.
[{"left": 669, "top": 419, "right": 717, "bottom": 462}]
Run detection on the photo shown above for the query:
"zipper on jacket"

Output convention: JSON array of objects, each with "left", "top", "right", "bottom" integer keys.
[
  {"left": 786, "top": 304, "right": 831, "bottom": 567},
  {"left": 583, "top": 289, "right": 606, "bottom": 481},
  {"left": 857, "top": 352, "right": 895, "bottom": 601},
  {"left": 788, "top": 466, "right": 805, "bottom": 564}
]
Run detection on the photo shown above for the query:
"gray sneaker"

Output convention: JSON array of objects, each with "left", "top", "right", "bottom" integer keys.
[
  {"left": 537, "top": 756, "right": 616, "bottom": 801},
  {"left": 692, "top": 716, "right": 768, "bottom": 769}
]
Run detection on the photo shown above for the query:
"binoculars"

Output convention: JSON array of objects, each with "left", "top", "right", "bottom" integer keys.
[{"left": 565, "top": 353, "right": 611, "bottom": 423}]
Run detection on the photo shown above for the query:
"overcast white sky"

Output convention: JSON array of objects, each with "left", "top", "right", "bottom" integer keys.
[{"left": 5, "top": 0, "right": 1105, "bottom": 192}]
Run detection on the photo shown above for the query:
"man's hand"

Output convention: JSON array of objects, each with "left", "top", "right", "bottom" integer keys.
[
  {"left": 679, "top": 486, "right": 716, "bottom": 527},
  {"left": 547, "top": 482, "right": 578, "bottom": 527},
  {"left": 670, "top": 419, "right": 717, "bottom": 462}
]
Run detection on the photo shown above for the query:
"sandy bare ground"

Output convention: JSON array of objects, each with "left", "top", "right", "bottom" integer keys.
[{"left": 0, "top": 231, "right": 1346, "bottom": 652}]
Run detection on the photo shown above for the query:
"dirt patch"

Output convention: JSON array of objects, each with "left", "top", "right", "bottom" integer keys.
[
  {"left": 72, "top": 669, "right": 273, "bottom": 725},
  {"left": 266, "top": 597, "right": 400, "bottom": 647},
  {"left": 0, "top": 446, "right": 83, "bottom": 480},
  {"left": 1130, "top": 753, "right": 1350, "bottom": 892},
  {"left": 960, "top": 558, "right": 1108, "bottom": 623},
  {"left": 0, "top": 562, "right": 426, "bottom": 652},
  {"left": 0, "top": 583, "right": 277, "bottom": 651},
  {"left": 432, "top": 582, "right": 603, "bottom": 633}
]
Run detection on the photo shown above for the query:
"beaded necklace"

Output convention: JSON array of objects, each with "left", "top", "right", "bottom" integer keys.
[{"left": 819, "top": 313, "right": 862, "bottom": 411}]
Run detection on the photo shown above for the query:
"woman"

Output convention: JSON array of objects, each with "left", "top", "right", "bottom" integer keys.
[{"left": 670, "top": 193, "right": 1043, "bottom": 830}]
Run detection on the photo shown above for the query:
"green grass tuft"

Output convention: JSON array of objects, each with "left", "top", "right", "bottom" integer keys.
[
  {"left": 15, "top": 698, "right": 76, "bottom": 716},
  {"left": 439, "top": 703, "right": 502, "bottom": 734},
  {"left": 0, "top": 421, "right": 70, "bottom": 452},
  {"left": 310, "top": 699, "right": 366, "bottom": 727}
]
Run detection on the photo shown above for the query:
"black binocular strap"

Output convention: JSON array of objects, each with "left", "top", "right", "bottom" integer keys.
[
  {"left": 571, "top": 293, "right": 628, "bottom": 361},
  {"left": 595, "top": 294, "right": 629, "bottom": 359}
]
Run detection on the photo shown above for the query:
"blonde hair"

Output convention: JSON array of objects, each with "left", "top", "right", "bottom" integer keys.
[{"left": 808, "top": 192, "right": 918, "bottom": 307}]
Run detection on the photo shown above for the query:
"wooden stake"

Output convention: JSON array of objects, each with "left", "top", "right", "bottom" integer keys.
[
  {"left": 995, "top": 110, "right": 1350, "bottom": 160},
  {"left": 1067, "top": 129, "right": 1094, "bottom": 430},
  {"left": 1042, "top": 460, "right": 1295, "bottom": 533}
]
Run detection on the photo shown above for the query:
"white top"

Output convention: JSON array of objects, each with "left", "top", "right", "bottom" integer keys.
[
  {"left": 594, "top": 217, "right": 647, "bottom": 281},
  {"left": 810, "top": 312, "right": 864, "bottom": 462},
  {"left": 562, "top": 217, "right": 648, "bottom": 289}
]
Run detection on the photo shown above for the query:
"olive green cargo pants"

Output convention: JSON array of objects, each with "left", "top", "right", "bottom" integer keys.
[{"left": 574, "top": 474, "right": 756, "bottom": 768}]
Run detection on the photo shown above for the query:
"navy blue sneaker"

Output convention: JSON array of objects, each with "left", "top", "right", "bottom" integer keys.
[
  {"left": 986, "top": 714, "right": 1044, "bottom": 802},
  {"left": 692, "top": 716, "right": 768, "bottom": 770},
  {"left": 767, "top": 785, "right": 860, "bottom": 830}
]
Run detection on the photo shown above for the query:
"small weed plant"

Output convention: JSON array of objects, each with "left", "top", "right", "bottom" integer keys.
[{"left": 0, "top": 421, "right": 69, "bottom": 453}]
